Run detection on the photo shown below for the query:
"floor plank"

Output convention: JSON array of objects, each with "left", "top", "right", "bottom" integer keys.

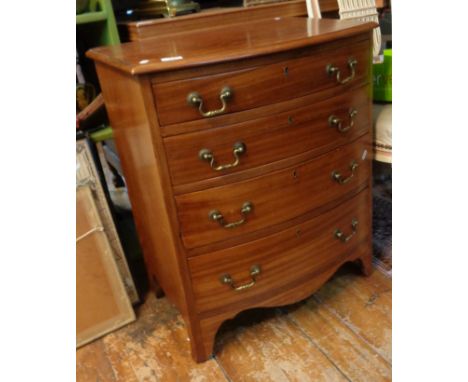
[
  {"left": 77, "top": 267, "right": 392, "bottom": 381},
  {"left": 286, "top": 298, "right": 391, "bottom": 382},
  {"left": 76, "top": 340, "right": 116, "bottom": 382},
  {"left": 79, "top": 294, "right": 228, "bottom": 382},
  {"left": 214, "top": 308, "right": 349, "bottom": 382},
  {"left": 313, "top": 266, "right": 392, "bottom": 363}
]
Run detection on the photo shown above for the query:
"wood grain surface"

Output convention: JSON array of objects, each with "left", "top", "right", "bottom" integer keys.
[
  {"left": 76, "top": 341, "right": 116, "bottom": 382},
  {"left": 77, "top": 267, "right": 391, "bottom": 381},
  {"left": 123, "top": 0, "right": 310, "bottom": 42},
  {"left": 314, "top": 266, "right": 392, "bottom": 362},
  {"left": 176, "top": 134, "right": 371, "bottom": 249},
  {"left": 94, "top": 63, "right": 214, "bottom": 360},
  {"left": 153, "top": 39, "right": 370, "bottom": 125},
  {"left": 88, "top": 18, "right": 376, "bottom": 362},
  {"left": 216, "top": 308, "right": 349, "bottom": 382},
  {"left": 158, "top": 81, "right": 371, "bottom": 141},
  {"left": 189, "top": 188, "right": 370, "bottom": 315},
  {"left": 121, "top": 0, "right": 387, "bottom": 42},
  {"left": 164, "top": 84, "right": 371, "bottom": 186},
  {"left": 78, "top": 297, "right": 228, "bottom": 382},
  {"left": 87, "top": 18, "right": 376, "bottom": 75},
  {"left": 287, "top": 299, "right": 391, "bottom": 381},
  {"left": 94, "top": 64, "right": 191, "bottom": 318},
  {"left": 194, "top": 236, "right": 371, "bottom": 361}
]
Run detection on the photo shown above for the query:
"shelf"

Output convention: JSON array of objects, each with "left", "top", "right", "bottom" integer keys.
[
  {"left": 122, "top": 0, "right": 390, "bottom": 42},
  {"left": 77, "top": 11, "right": 108, "bottom": 25}
]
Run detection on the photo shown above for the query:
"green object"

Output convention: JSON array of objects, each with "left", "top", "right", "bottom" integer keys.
[
  {"left": 76, "top": 0, "right": 120, "bottom": 46},
  {"left": 373, "top": 49, "right": 392, "bottom": 102},
  {"left": 77, "top": 0, "right": 119, "bottom": 140},
  {"left": 76, "top": 0, "right": 90, "bottom": 14},
  {"left": 90, "top": 126, "right": 114, "bottom": 142},
  {"left": 76, "top": 10, "right": 107, "bottom": 23}
]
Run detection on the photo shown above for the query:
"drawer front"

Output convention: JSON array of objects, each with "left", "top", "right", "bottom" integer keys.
[
  {"left": 153, "top": 39, "right": 371, "bottom": 126},
  {"left": 176, "top": 134, "right": 371, "bottom": 249},
  {"left": 188, "top": 188, "right": 371, "bottom": 314},
  {"left": 165, "top": 85, "right": 371, "bottom": 186}
]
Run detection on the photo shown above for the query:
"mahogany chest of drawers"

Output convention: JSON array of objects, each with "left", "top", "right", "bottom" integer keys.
[{"left": 88, "top": 17, "right": 376, "bottom": 362}]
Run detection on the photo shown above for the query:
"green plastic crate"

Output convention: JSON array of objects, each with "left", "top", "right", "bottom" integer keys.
[{"left": 373, "top": 49, "right": 392, "bottom": 102}]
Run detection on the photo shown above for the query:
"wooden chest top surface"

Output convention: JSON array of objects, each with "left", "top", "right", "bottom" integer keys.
[{"left": 87, "top": 18, "right": 376, "bottom": 75}]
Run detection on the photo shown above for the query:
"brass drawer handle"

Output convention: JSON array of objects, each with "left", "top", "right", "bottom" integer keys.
[
  {"left": 209, "top": 201, "right": 253, "bottom": 229},
  {"left": 220, "top": 265, "right": 261, "bottom": 292},
  {"left": 331, "top": 160, "right": 359, "bottom": 184},
  {"left": 187, "top": 86, "right": 233, "bottom": 117},
  {"left": 335, "top": 218, "right": 358, "bottom": 243},
  {"left": 326, "top": 58, "right": 357, "bottom": 84},
  {"left": 199, "top": 142, "right": 246, "bottom": 171},
  {"left": 328, "top": 108, "right": 358, "bottom": 133}
]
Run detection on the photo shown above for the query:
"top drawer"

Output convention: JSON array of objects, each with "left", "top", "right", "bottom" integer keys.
[{"left": 152, "top": 39, "right": 371, "bottom": 126}]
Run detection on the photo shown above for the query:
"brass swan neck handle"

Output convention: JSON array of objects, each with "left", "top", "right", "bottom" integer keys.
[
  {"left": 220, "top": 265, "right": 261, "bottom": 292},
  {"left": 187, "top": 86, "right": 233, "bottom": 117},
  {"left": 326, "top": 58, "right": 357, "bottom": 85},
  {"left": 199, "top": 142, "right": 246, "bottom": 171},
  {"left": 209, "top": 202, "right": 253, "bottom": 229}
]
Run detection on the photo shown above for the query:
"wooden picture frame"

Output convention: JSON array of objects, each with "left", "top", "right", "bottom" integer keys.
[
  {"left": 76, "top": 139, "right": 139, "bottom": 303},
  {"left": 76, "top": 186, "right": 135, "bottom": 347}
]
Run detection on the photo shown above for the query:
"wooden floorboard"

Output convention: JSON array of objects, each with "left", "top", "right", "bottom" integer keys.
[
  {"left": 285, "top": 299, "right": 391, "bottom": 381},
  {"left": 77, "top": 295, "right": 228, "bottom": 382},
  {"left": 313, "top": 266, "right": 392, "bottom": 363},
  {"left": 77, "top": 266, "right": 392, "bottom": 381},
  {"left": 214, "top": 308, "right": 349, "bottom": 381},
  {"left": 76, "top": 340, "right": 117, "bottom": 382}
]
